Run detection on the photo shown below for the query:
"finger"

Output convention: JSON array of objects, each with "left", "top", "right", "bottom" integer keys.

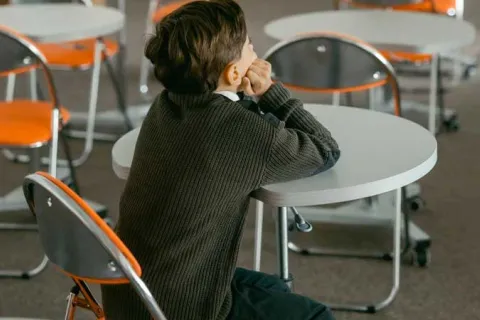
[
  {"left": 241, "top": 77, "right": 255, "bottom": 96},
  {"left": 253, "top": 59, "right": 271, "bottom": 69},
  {"left": 246, "top": 70, "right": 263, "bottom": 91},
  {"left": 249, "top": 64, "right": 270, "bottom": 78}
]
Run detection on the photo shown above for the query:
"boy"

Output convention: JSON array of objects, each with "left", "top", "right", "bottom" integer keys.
[{"left": 101, "top": 1, "right": 340, "bottom": 319}]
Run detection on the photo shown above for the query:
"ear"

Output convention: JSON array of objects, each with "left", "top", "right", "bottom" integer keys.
[{"left": 223, "top": 63, "right": 241, "bottom": 86}]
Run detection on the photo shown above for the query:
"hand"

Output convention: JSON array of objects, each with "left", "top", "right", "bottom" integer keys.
[{"left": 241, "top": 59, "right": 273, "bottom": 97}]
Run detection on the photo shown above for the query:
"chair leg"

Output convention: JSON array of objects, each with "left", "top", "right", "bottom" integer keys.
[
  {"left": 64, "top": 288, "right": 78, "bottom": 320},
  {"left": 5, "top": 72, "right": 16, "bottom": 101},
  {"left": 71, "top": 280, "right": 105, "bottom": 319},
  {"left": 103, "top": 51, "right": 133, "bottom": 130},
  {"left": 0, "top": 254, "right": 49, "bottom": 279},
  {"left": 0, "top": 148, "right": 49, "bottom": 279},
  {"left": 29, "top": 69, "right": 38, "bottom": 101}
]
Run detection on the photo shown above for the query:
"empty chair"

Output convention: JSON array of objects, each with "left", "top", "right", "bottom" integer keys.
[
  {"left": 263, "top": 32, "right": 401, "bottom": 114},
  {"left": 0, "top": 25, "right": 80, "bottom": 279},
  {"left": 23, "top": 171, "right": 167, "bottom": 320}
]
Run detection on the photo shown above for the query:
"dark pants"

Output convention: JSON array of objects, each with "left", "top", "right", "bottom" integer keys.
[{"left": 228, "top": 268, "right": 335, "bottom": 320}]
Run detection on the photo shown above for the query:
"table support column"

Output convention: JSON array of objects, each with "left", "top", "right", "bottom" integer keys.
[{"left": 276, "top": 206, "right": 292, "bottom": 287}]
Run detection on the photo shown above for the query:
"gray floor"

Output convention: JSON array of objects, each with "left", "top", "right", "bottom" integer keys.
[{"left": 1, "top": 0, "right": 480, "bottom": 319}]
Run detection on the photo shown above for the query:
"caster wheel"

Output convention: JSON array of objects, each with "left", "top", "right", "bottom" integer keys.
[
  {"left": 412, "top": 247, "right": 431, "bottom": 268},
  {"left": 405, "top": 196, "right": 426, "bottom": 212},
  {"left": 443, "top": 117, "right": 460, "bottom": 132}
]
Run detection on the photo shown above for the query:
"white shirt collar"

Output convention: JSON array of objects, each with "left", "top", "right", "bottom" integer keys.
[{"left": 215, "top": 91, "right": 240, "bottom": 102}]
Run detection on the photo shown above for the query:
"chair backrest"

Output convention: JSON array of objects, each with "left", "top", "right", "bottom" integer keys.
[
  {"left": 23, "top": 171, "right": 168, "bottom": 320},
  {"left": 263, "top": 32, "right": 401, "bottom": 116}
]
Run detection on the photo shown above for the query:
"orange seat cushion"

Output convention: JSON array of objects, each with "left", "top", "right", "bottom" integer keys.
[
  {"left": 0, "top": 100, "right": 70, "bottom": 147},
  {"left": 36, "top": 38, "right": 119, "bottom": 69},
  {"left": 152, "top": 1, "right": 192, "bottom": 22}
]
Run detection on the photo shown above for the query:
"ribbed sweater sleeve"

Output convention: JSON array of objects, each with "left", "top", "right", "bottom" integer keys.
[{"left": 259, "top": 83, "right": 341, "bottom": 185}]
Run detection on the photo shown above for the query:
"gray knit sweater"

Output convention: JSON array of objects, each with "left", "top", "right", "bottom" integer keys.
[{"left": 101, "top": 83, "right": 340, "bottom": 319}]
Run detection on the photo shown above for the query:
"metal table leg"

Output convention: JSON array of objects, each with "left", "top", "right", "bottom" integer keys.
[
  {"left": 253, "top": 200, "right": 264, "bottom": 272},
  {"left": 275, "top": 188, "right": 402, "bottom": 313},
  {"left": 276, "top": 206, "right": 293, "bottom": 287}
]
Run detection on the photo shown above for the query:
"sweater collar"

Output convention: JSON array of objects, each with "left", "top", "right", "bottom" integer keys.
[{"left": 165, "top": 90, "right": 228, "bottom": 109}]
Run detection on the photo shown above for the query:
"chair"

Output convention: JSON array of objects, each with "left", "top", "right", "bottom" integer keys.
[
  {"left": 138, "top": 0, "right": 192, "bottom": 100},
  {"left": 0, "top": 25, "right": 80, "bottom": 280},
  {"left": 252, "top": 32, "right": 402, "bottom": 271},
  {"left": 333, "top": 0, "right": 470, "bottom": 131},
  {"left": 264, "top": 32, "right": 401, "bottom": 114},
  {"left": 2, "top": 0, "right": 132, "bottom": 171},
  {"left": 22, "top": 171, "right": 168, "bottom": 320},
  {"left": 253, "top": 34, "right": 430, "bottom": 307}
]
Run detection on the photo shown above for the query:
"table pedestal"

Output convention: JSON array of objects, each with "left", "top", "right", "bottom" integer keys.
[{"left": 275, "top": 188, "right": 403, "bottom": 313}]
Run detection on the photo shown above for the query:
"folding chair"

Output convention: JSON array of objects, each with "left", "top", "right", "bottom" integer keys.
[
  {"left": 2, "top": 0, "right": 132, "bottom": 171},
  {"left": 253, "top": 33, "right": 431, "bottom": 283},
  {"left": 22, "top": 171, "right": 167, "bottom": 320},
  {"left": 0, "top": 25, "right": 79, "bottom": 280},
  {"left": 138, "top": 0, "right": 192, "bottom": 100},
  {"left": 333, "top": 0, "right": 472, "bottom": 132}
]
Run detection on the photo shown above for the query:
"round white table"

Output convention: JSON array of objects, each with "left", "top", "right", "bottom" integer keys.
[
  {"left": 264, "top": 10, "right": 476, "bottom": 134},
  {"left": 111, "top": 104, "right": 437, "bottom": 313},
  {"left": 0, "top": 3, "right": 124, "bottom": 43}
]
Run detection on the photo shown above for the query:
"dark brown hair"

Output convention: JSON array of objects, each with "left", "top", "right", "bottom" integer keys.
[{"left": 145, "top": 0, "right": 247, "bottom": 94}]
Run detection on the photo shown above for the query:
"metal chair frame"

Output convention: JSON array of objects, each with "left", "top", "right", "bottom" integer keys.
[
  {"left": 2, "top": 0, "right": 133, "bottom": 169},
  {"left": 0, "top": 25, "right": 78, "bottom": 282},
  {"left": 253, "top": 32, "right": 420, "bottom": 313},
  {"left": 333, "top": 0, "right": 471, "bottom": 132},
  {"left": 23, "top": 172, "right": 167, "bottom": 320}
]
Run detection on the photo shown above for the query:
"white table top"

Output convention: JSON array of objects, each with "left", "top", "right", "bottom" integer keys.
[
  {"left": 112, "top": 104, "right": 437, "bottom": 207},
  {"left": 0, "top": 3, "right": 124, "bottom": 42},
  {"left": 264, "top": 10, "right": 476, "bottom": 54}
]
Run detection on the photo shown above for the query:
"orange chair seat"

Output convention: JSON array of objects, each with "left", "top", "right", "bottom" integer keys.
[
  {"left": 379, "top": 50, "right": 432, "bottom": 63},
  {"left": 152, "top": 1, "right": 192, "bottom": 22},
  {"left": 346, "top": 0, "right": 456, "bottom": 14},
  {"left": 36, "top": 38, "right": 119, "bottom": 69},
  {"left": 0, "top": 100, "right": 70, "bottom": 147},
  {"left": 0, "top": 65, "right": 38, "bottom": 77}
]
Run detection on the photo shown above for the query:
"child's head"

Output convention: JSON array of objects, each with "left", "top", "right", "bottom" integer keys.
[{"left": 145, "top": 0, "right": 257, "bottom": 94}]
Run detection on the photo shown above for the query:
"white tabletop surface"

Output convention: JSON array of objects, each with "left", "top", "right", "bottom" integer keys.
[
  {"left": 264, "top": 10, "right": 476, "bottom": 54},
  {"left": 112, "top": 104, "right": 437, "bottom": 207},
  {"left": 0, "top": 3, "right": 124, "bottom": 42}
]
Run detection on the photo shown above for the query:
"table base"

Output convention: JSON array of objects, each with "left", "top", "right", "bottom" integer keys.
[{"left": 275, "top": 188, "right": 406, "bottom": 313}]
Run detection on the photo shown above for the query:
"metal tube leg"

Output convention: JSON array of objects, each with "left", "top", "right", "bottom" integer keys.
[
  {"left": 29, "top": 68, "right": 38, "bottom": 101},
  {"left": 428, "top": 54, "right": 439, "bottom": 134},
  {"left": 332, "top": 92, "right": 341, "bottom": 106},
  {"left": 5, "top": 72, "right": 16, "bottom": 101},
  {"left": 66, "top": 40, "right": 104, "bottom": 167},
  {"left": 139, "top": 0, "right": 158, "bottom": 100},
  {"left": 253, "top": 201, "right": 264, "bottom": 271},
  {"left": 276, "top": 207, "right": 292, "bottom": 287},
  {"left": 327, "top": 188, "right": 402, "bottom": 313},
  {"left": 0, "top": 253, "right": 49, "bottom": 280}
]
